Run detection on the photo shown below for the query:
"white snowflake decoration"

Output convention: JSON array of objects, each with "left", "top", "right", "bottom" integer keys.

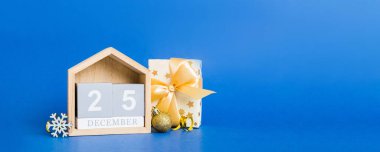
[{"left": 46, "top": 113, "right": 72, "bottom": 138}]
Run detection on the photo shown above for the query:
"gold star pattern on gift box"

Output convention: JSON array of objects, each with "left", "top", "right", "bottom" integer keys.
[
  {"left": 187, "top": 101, "right": 194, "bottom": 108},
  {"left": 165, "top": 73, "right": 171, "bottom": 79},
  {"left": 152, "top": 70, "right": 158, "bottom": 76}
]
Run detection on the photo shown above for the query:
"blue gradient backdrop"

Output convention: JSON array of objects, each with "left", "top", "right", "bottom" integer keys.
[{"left": 1, "top": 0, "right": 379, "bottom": 151}]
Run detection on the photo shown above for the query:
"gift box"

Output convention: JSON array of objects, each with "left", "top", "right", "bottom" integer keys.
[{"left": 149, "top": 58, "right": 214, "bottom": 128}]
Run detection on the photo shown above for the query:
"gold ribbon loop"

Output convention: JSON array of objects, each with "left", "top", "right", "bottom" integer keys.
[{"left": 172, "top": 116, "right": 194, "bottom": 131}]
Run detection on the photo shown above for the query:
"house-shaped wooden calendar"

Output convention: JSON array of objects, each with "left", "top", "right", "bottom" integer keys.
[{"left": 67, "top": 47, "right": 151, "bottom": 136}]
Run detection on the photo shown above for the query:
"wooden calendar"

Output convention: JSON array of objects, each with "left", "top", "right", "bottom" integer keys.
[{"left": 67, "top": 47, "right": 151, "bottom": 136}]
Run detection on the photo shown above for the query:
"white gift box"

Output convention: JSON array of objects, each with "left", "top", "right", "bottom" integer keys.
[{"left": 149, "top": 59, "right": 203, "bottom": 128}]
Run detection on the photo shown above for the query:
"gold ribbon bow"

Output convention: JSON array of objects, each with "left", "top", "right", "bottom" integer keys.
[{"left": 151, "top": 58, "right": 215, "bottom": 127}]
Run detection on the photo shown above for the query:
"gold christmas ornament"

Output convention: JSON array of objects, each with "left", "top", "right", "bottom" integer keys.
[{"left": 152, "top": 107, "right": 172, "bottom": 133}]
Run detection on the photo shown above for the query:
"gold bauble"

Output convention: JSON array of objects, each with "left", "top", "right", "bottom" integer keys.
[{"left": 152, "top": 107, "right": 172, "bottom": 132}]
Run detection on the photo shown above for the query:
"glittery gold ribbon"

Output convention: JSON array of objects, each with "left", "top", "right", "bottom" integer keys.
[
  {"left": 173, "top": 115, "right": 194, "bottom": 131},
  {"left": 151, "top": 58, "right": 215, "bottom": 127}
]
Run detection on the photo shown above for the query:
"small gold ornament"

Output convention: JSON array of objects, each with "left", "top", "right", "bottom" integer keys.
[{"left": 152, "top": 107, "right": 172, "bottom": 133}]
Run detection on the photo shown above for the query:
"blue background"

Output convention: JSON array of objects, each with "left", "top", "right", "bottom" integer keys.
[{"left": 1, "top": 0, "right": 379, "bottom": 151}]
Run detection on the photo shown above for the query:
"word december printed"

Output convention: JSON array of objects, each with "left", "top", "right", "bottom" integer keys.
[{"left": 77, "top": 117, "right": 144, "bottom": 129}]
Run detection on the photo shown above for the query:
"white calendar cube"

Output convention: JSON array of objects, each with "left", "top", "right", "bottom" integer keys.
[
  {"left": 112, "top": 84, "right": 145, "bottom": 117},
  {"left": 77, "top": 83, "right": 113, "bottom": 118}
]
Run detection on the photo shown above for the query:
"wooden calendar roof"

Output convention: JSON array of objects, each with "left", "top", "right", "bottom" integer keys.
[{"left": 68, "top": 47, "right": 149, "bottom": 75}]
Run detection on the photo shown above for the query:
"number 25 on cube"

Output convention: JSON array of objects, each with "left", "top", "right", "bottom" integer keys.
[{"left": 76, "top": 83, "right": 144, "bottom": 129}]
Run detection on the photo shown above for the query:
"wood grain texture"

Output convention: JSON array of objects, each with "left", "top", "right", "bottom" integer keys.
[{"left": 68, "top": 47, "right": 151, "bottom": 136}]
